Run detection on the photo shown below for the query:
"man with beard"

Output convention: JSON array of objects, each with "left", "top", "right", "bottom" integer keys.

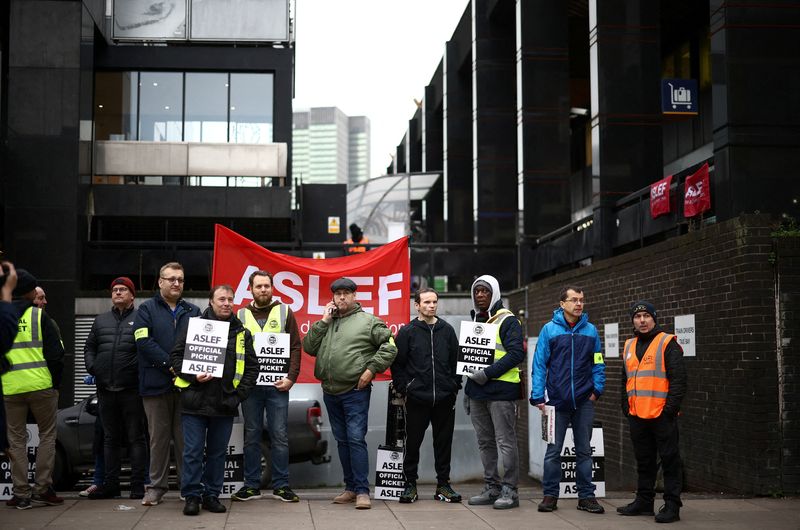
[
  {"left": 617, "top": 301, "right": 687, "bottom": 524},
  {"left": 232, "top": 270, "right": 302, "bottom": 503}
]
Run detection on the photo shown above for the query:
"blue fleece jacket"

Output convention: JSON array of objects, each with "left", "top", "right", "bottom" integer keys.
[{"left": 530, "top": 308, "right": 605, "bottom": 411}]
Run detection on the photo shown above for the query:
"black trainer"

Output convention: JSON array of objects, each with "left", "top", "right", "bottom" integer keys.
[
  {"left": 202, "top": 496, "right": 227, "bottom": 513},
  {"left": 435, "top": 484, "right": 462, "bottom": 503},
  {"left": 273, "top": 487, "right": 299, "bottom": 502},
  {"left": 617, "top": 498, "right": 655, "bottom": 516},
  {"left": 183, "top": 496, "right": 201, "bottom": 516},
  {"left": 577, "top": 497, "right": 605, "bottom": 514},
  {"left": 399, "top": 483, "right": 418, "bottom": 504},
  {"left": 655, "top": 502, "right": 681, "bottom": 523}
]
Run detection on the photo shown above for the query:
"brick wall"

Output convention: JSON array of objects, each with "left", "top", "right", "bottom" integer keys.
[
  {"left": 508, "top": 214, "right": 798, "bottom": 494},
  {"left": 777, "top": 237, "right": 800, "bottom": 492}
]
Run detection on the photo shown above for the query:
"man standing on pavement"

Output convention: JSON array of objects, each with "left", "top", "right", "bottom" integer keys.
[
  {"left": 232, "top": 270, "right": 302, "bottom": 503},
  {"left": 171, "top": 285, "right": 258, "bottom": 516},
  {"left": 2, "top": 269, "right": 65, "bottom": 509},
  {"left": 617, "top": 301, "right": 687, "bottom": 524},
  {"left": 392, "top": 288, "right": 462, "bottom": 504},
  {"left": 302, "top": 277, "right": 397, "bottom": 510},
  {"left": 84, "top": 277, "right": 147, "bottom": 499},
  {"left": 530, "top": 285, "right": 605, "bottom": 515},
  {"left": 0, "top": 260, "right": 20, "bottom": 455},
  {"left": 464, "top": 275, "right": 524, "bottom": 510},
  {"left": 134, "top": 262, "right": 200, "bottom": 506}
]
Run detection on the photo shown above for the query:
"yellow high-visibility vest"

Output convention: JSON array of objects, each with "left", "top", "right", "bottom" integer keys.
[
  {"left": 2, "top": 307, "right": 53, "bottom": 395},
  {"left": 486, "top": 309, "right": 521, "bottom": 384}
]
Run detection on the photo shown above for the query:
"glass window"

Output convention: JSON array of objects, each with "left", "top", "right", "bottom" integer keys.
[
  {"left": 184, "top": 73, "right": 229, "bottom": 142},
  {"left": 229, "top": 73, "right": 273, "bottom": 144},
  {"left": 94, "top": 72, "right": 138, "bottom": 140},
  {"left": 139, "top": 72, "right": 183, "bottom": 141},
  {"left": 189, "top": 0, "right": 288, "bottom": 41}
]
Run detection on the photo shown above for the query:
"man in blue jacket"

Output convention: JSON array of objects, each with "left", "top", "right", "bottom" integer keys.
[
  {"left": 464, "top": 275, "right": 524, "bottom": 510},
  {"left": 530, "top": 285, "right": 605, "bottom": 515},
  {"left": 134, "top": 262, "right": 200, "bottom": 506}
]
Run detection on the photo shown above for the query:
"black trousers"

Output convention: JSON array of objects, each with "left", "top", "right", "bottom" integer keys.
[
  {"left": 628, "top": 414, "right": 683, "bottom": 505},
  {"left": 98, "top": 387, "right": 147, "bottom": 492},
  {"left": 403, "top": 394, "right": 457, "bottom": 486}
]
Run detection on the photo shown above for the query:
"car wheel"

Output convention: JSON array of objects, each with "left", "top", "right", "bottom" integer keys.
[
  {"left": 53, "top": 446, "right": 79, "bottom": 491},
  {"left": 259, "top": 441, "right": 272, "bottom": 489}
]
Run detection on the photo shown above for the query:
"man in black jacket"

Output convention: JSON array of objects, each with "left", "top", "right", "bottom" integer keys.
[
  {"left": 171, "top": 285, "right": 258, "bottom": 516},
  {"left": 392, "top": 288, "right": 461, "bottom": 504},
  {"left": 618, "top": 301, "right": 687, "bottom": 524},
  {"left": 84, "top": 277, "right": 146, "bottom": 499}
]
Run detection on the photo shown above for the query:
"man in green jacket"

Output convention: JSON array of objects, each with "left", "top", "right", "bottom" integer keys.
[{"left": 302, "top": 277, "right": 397, "bottom": 510}]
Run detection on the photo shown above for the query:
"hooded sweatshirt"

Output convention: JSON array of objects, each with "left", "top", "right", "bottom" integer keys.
[{"left": 464, "top": 275, "right": 525, "bottom": 401}]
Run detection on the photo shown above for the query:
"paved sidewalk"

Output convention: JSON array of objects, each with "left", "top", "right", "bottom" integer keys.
[{"left": 2, "top": 486, "right": 798, "bottom": 529}]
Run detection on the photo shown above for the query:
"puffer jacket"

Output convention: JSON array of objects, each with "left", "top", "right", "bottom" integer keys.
[
  {"left": 133, "top": 293, "right": 200, "bottom": 396},
  {"left": 170, "top": 307, "right": 258, "bottom": 417},
  {"left": 302, "top": 303, "right": 397, "bottom": 395},
  {"left": 392, "top": 317, "right": 461, "bottom": 405},
  {"left": 84, "top": 305, "right": 138, "bottom": 390}
]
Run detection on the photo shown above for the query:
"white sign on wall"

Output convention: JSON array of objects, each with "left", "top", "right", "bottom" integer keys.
[
  {"left": 560, "top": 427, "right": 605, "bottom": 498},
  {"left": 604, "top": 323, "right": 619, "bottom": 358},
  {"left": 674, "top": 314, "right": 696, "bottom": 357}
]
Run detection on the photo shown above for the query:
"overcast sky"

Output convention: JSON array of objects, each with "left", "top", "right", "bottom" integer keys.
[{"left": 292, "top": 0, "right": 468, "bottom": 179}]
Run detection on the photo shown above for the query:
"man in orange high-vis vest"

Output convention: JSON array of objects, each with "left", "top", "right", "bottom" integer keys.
[{"left": 618, "top": 301, "right": 687, "bottom": 524}]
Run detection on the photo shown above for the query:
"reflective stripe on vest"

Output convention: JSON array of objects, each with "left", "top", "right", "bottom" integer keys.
[
  {"left": 486, "top": 309, "right": 520, "bottom": 384},
  {"left": 624, "top": 332, "right": 672, "bottom": 419},
  {"left": 2, "top": 307, "right": 53, "bottom": 395},
  {"left": 175, "top": 330, "right": 246, "bottom": 389},
  {"left": 237, "top": 305, "right": 286, "bottom": 334}
]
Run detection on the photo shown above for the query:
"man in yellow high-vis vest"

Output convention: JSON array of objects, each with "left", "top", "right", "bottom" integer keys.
[
  {"left": 2, "top": 269, "right": 64, "bottom": 510},
  {"left": 232, "top": 270, "right": 302, "bottom": 503}
]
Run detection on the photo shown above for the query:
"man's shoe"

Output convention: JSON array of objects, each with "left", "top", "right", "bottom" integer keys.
[
  {"left": 434, "top": 483, "right": 462, "bottom": 503},
  {"left": 273, "top": 487, "right": 299, "bottom": 502},
  {"left": 577, "top": 497, "right": 605, "bottom": 514},
  {"left": 492, "top": 485, "right": 519, "bottom": 510},
  {"left": 183, "top": 496, "right": 200, "bottom": 516},
  {"left": 129, "top": 490, "right": 145, "bottom": 500},
  {"left": 333, "top": 490, "right": 357, "bottom": 504},
  {"left": 202, "top": 496, "right": 227, "bottom": 513},
  {"left": 655, "top": 502, "right": 681, "bottom": 523},
  {"left": 538, "top": 495, "right": 558, "bottom": 512},
  {"left": 31, "top": 487, "right": 64, "bottom": 506},
  {"left": 468, "top": 485, "right": 501, "bottom": 505},
  {"left": 232, "top": 486, "right": 262, "bottom": 501},
  {"left": 6, "top": 496, "right": 32, "bottom": 510},
  {"left": 79, "top": 484, "right": 99, "bottom": 497},
  {"left": 355, "top": 493, "right": 371, "bottom": 509},
  {"left": 87, "top": 485, "right": 121, "bottom": 500},
  {"left": 399, "top": 483, "right": 418, "bottom": 504},
  {"left": 142, "top": 487, "right": 165, "bottom": 506},
  {"left": 616, "top": 498, "right": 655, "bottom": 516}
]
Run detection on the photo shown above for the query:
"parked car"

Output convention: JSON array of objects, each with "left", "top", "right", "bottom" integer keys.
[{"left": 54, "top": 393, "right": 329, "bottom": 490}]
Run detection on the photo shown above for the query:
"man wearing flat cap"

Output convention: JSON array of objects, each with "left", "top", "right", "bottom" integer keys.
[
  {"left": 618, "top": 301, "right": 687, "bottom": 524},
  {"left": 84, "top": 277, "right": 147, "bottom": 499},
  {"left": 2, "top": 269, "right": 65, "bottom": 509},
  {"left": 303, "top": 277, "right": 397, "bottom": 510}
]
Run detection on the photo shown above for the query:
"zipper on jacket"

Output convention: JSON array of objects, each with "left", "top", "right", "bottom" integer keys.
[
  {"left": 570, "top": 329, "right": 576, "bottom": 409},
  {"left": 430, "top": 324, "right": 436, "bottom": 405}
]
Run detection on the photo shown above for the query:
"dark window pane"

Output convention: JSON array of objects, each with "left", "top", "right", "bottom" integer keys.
[
  {"left": 139, "top": 72, "right": 183, "bottom": 141},
  {"left": 229, "top": 73, "right": 273, "bottom": 144},
  {"left": 94, "top": 72, "right": 138, "bottom": 140},
  {"left": 185, "top": 73, "right": 228, "bottom": 142}
]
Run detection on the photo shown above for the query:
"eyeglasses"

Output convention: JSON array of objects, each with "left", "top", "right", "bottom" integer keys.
[
  {"left": 160, "top": 277, "right": 184, "bottom": 285},
  {"left": 564, "top": 298, "right": 585, "bottom": 305},
  {"left": 111, "top": 287, "right": 129, "bottom": 294}
]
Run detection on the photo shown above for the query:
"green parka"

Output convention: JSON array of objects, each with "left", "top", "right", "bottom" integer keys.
[{"left": 302, "top": 303, "right": 397, "bottom": 395}]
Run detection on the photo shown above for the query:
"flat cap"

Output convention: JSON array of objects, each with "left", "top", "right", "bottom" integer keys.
[{"left": 330, "top": 277, "right": 357, "bottom": 293}]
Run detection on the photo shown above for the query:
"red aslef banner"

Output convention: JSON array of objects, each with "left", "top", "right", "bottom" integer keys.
[
  {"left": 211, "top": 225, "right": 409, "bottom": 383},
  {"left": 650, "top": 175, "right": 673, "bottom": 219},
  {"left": 684, "top": 163, "right": 711, "bottom": 217}
]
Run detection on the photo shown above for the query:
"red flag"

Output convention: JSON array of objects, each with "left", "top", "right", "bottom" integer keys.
[
  {"left": 650, "top": 175, "right": 672, "bottom": 219},
  {"left": 212, "top": 225, "right": 410, "bottom": 384},
  {"left": 684, "top": 163, "right": 711, "bottom": 217}
]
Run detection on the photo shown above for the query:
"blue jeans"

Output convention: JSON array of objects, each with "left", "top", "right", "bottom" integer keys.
[
  {"left": 180, "top": 414, "right": 233, "bottom": 499},
  {"left": 542, "top": 399, "right": 596, "bottom": 499},
  {"left": 323, "top": 386, "right": 371, "bottom": 495},
  {"left": 242, "top": 385, "right": 290, "bottom": 489}
]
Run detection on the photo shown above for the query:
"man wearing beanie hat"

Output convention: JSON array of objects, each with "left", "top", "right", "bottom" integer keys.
[
  {"left": 303, "top": 277, "right": 397, "bottom": 509},
  {"left": 83, "top": 277, "right": 147, "bottom": 499},
  {"left": 618, "top": 300, "right": 687, "bottom": 523},
  {"left": 3, "top": 268, "right": 65, "bottom": 509}
]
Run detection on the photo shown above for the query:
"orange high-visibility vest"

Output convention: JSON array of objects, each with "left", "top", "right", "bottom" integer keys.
[
  {"left": 344, "top": 237, "right": 369, "bottom": 253},
  {"left": 624, "top": 332, "right": 673, "bottom": 419}
]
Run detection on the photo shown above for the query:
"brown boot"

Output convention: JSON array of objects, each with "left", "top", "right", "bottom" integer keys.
[
  {"left": 333, "top": 490, "right": 356, "bottom": 504},
  {"left": 355, "top": 493, "right": 371, "bottom": 509}
]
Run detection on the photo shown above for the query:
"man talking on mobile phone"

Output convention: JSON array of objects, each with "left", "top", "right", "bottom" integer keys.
[{"left": 302, "top": 277, "right": 397, "bottom": 510}]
